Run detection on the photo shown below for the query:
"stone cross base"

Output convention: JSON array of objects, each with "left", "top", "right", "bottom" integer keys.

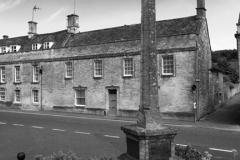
[{"left": 117, "top": 125, "right": 179, "bottom": 160}]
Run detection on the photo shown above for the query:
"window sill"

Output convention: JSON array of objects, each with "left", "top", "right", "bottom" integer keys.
[
  {"left": 123, "top": 75, "right": 134, "bottom": 78},
  {"left": 65, "top": 77, "right": 73, "bottom": 80},
  {"left": 31, "top": 81, "right": 40, "bottom": 84},
  {"left": 93, "top": 76, "right": 103, "bottom": 79},
  {"left": 0, "top": 82, "right": 6, "bottom": 85},
  {"left": 75, "top": 105, "right": 86, "bottom": 109},
  {"left": 161, "top": 74, "right": 175, "bottom": 77}
]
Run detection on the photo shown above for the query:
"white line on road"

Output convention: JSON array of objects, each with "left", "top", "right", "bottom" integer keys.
[
  {"left": 104, "top": 135, "right": 120, "bottom": 138},
  {"left": 0, "top": 122, "right": 6, "bottom": 124},
  {"left": 165, "top": 124, "right": 193, "bottom": 128},
  {"left": 52, "top": 129, "right": 65, "bottom": 132},
  {"left": 13, "top": 124, "right": 24, "bottom": 126},
  {"left": 75, "top": 131, "right": 91, "bottom": 135},
  {"left": 176, "top": 144, "right": 188, "bottom": 147},
  {"left": 0, "top": 110, "right": 134, "bottom": 123},
  {"left": 32, "top": 126, "right": 44, "bottom": 129},
  {"left": 209, "top": 148, "right": 234, "bottom": 153}
]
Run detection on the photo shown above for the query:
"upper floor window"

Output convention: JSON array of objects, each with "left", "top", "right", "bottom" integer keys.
[
  {"left": 33, "top": 66, "right": 39, "bottom": 82},
  {"left": 44, "top": 42, "right": 50, "bottom": 49},
  {"left": 32, "top": 90, "right": 39, "bottom": 103},
  {"left": 1, "top": 47, "right": 6, "bottom": 53},
  {"left": 11, "top": 46, "right": 17, "bottom": 52},
  {"left": 94, "top": 60, "right": 103, "bottom": 78},
  {"left": 15, "top": 66, "right": 20, "bottom": 83},
  {"left": 123, "top": 58, "right": 134, "bottom": 77},
  {"left": 75, "top": 88, "right": 86, "bottom": 106},
  {"left": 0, "top": 88, "right": 6, "bottom": 101},
  {"left": 162, "top": 55, "right": 174, "bottom": 76},
  {"left": 32, "top": 44, "right": 38, "bottom": 50},
  {"left": 0, "top": 67, "right": 6, "bottom": 83},
  {"left": 15, "top": 90, "right": 21, "bottom": 103},
  {"left": 65, "top": 62, "right": 73, "bottom": 78}
]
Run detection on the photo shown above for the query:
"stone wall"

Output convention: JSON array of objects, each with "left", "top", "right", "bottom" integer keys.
[
  {"left": 196, "top": 18, "right": 212, "bottom": 120},
  {"left": 0, "top": 33, "right": 200, "bottom": 120}
]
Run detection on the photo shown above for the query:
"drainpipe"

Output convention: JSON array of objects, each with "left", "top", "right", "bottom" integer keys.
[
  {"left": 195, "top": 41, "right": 200, "bottom": 122},
  {"left": 39, "top": 66, "right": 43, "bottom": 111}
]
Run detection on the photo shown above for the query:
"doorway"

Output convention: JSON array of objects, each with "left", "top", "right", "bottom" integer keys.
[{"left": 108, "top": 89, "right": 117, "bottom": 116}]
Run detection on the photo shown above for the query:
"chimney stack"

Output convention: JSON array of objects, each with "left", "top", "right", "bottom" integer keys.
[
  {"left": 3, "top": 35, "right": 8, "bottom": 39},
  {"left": 196, "top": 0, "right": 206, "bottom": 18},
  {"left": 28, "top": 21, "right": 37, "bottom": 38},
  {"left": 67, "top": 14, "right": 79, "bottom": 34}
]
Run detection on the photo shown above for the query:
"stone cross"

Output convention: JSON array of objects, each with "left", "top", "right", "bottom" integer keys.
[
  {"left": 118, "top": 0, "right": 178, "bottom": 159},
  {"left": 137, "top": 0, "right": 163, "bottom": 130}
]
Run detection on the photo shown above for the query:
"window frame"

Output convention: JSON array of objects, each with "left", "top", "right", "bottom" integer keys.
[
  {"left": 65, "top": 62, "right": 73, "bottom": 79},
  {"left": 15, "top": 90, "right": 21, "bottom": 103},
  {"left": 43, "top": 42, "right": 50, "bottom": 49},
  {"left": 0, "top": 88, "right": 6, "bottom": 101},
  {"left": 0, "top": 67, "right": 6, "bottom": 83},
  {"left": 123, "top": 58, "right": 134, "bottom": 77},
  {"left": 93, "top": 59, "right": 103, "bottom": 78},
  {"left": 1, "top": 47, "right": 6, "bottom": 53},
  {"left": 161, "top": 55, "right": 175, "bottom": 76},
  {"left": 32, "top": 89, "right": 39, "bottom": 104},
  {"left": 11, "top": 46, "right": 17, "bottom": 52},
  {"left": 32, "top": 43, "right": 38, "bottom": 50},
  {"left": 33, "top": 65, "right": 39, "bottom": 83},
  {"left": 15, "top": 66, "right": 21, "bottom": 83},
  {"left": 75, "top": 88, "right": 86, "bottom": 107}
]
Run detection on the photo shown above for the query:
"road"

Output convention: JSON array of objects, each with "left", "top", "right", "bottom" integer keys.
[{"left": 0, "top": 110, "right": 239, "bottom": 160}]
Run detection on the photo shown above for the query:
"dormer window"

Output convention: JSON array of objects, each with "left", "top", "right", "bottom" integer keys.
[
  {"left": 32, "top": 43, "right": 42, "bottom": 50},
  {"left": 1, "top": 47, "right": 6, "bottom": 53},
  {"left": 10, "top": 45, "right": 20, "bottom": 53},
  {"left": 43, "top": 42, "right": 54, "bottom": 49},
  {"left": 44, "top": 42, "right": 49, "bottom": 49},
  {"left": 11, "top": 46, "right": 17, "bottom": 52}
]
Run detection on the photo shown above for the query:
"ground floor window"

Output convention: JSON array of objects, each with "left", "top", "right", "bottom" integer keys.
[
  {"left": 0, "top": 88, "right": 5, "bottom": 101},
  {"left": 15, "top": 90, "right": 21, "bottom": 103},
  {"left": 75, "top": 89, "right": 86, "bottom": 106},
  {"left": 32, "top": 90, "right": 39, "bottom": 103}
]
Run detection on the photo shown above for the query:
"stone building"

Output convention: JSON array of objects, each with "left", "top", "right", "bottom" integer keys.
[{"left": 0, "top": 0, "right": 212, "bottom": 121}]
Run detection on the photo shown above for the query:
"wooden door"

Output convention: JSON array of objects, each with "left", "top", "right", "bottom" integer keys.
[{"left": 108, "top": 89, "right": 117, "bottom": 116}]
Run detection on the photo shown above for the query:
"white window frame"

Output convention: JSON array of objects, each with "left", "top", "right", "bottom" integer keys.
[
  {"left": 43, "top": 42, "right": 50, "bottom": 49},
  {"left": 0, "top": 67, "right": 6, "bottom": 83},
  {"left": 65, "top": 62, "right": 73, "bottom": 78},
  {"left": 0, "top": 88, "right": 6, "bottom": 101},
  {"left": 162, "top": 55, "right": 175, "bottom": 76},
  {"left": 1, "top": 47, "right": 6, "bottom": 53},
  {"left": 33, "top": 65, "right": 39, "bottom": 82},
  {"left": 15, "top": 66, "right": 20, "bottom": 83},
  {"left": 11, "top": 46, "right": 17, "bottom": 52},
  {"left": 15, "top": 90, "right": 21, "bottom": 103},
  {"left": 123, "top": 58, "right": 134, "bottom": 77},
  {"left": 32, "top": 90, "right": 39, "bottom": 103},
  {"left": 75, "top": 89, "right": 86, "bottom": 106},
  {"left": 94, "top": 60, "right": 103, "bottom": 78},
  {"left": 32, "top": 43, "right": 42, "bottom": 50}
]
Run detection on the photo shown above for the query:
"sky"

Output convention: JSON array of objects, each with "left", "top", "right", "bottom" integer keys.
[{"left": 0, "top": 0, "right": 239, "bottom": 51}]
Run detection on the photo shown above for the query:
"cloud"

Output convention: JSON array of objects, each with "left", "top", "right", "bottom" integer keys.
[
  {"left": 0, "top": 0, "right": 25, "bottom": 13},
  {"left": 44, "top": 8, "right": 67, "bottom": 23}
]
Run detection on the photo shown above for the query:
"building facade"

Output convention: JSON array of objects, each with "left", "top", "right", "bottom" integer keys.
[{"left": 0, "top": 0, "right": 213, "bottom": 121}]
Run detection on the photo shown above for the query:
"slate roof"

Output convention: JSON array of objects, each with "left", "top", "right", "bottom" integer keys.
[{"left": 0, "top": 16, "right": 202, "bottom": 52}]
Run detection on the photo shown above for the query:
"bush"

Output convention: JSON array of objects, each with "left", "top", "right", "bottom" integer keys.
[{"left": 35, "top": 151, "right": 116, "bottom": 160}]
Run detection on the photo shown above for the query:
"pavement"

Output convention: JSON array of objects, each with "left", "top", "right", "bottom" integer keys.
[{"left": 0, "top": 93, "right": 240, "bottom": 132}]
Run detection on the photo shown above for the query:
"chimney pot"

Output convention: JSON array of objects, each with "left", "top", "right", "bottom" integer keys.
[
  {"left": 3, "top": 35, "right": 8, "bottom": 39},
  {"left": 196, "top": 0, "right": 206, "bottom": 17}
]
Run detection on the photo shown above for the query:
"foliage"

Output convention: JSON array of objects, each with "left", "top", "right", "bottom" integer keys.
[
  {"left": 212, "top": 49, "right": 237, "bottom": 63},
  {"left": 175, "top": 144, "right": 212, "bottom": 160},
  {"left": 216, "top": 57, "right": 239, "bottom": 83},
  {"left": 35, "top": 151, "right": 116, "bottom": 160}
]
